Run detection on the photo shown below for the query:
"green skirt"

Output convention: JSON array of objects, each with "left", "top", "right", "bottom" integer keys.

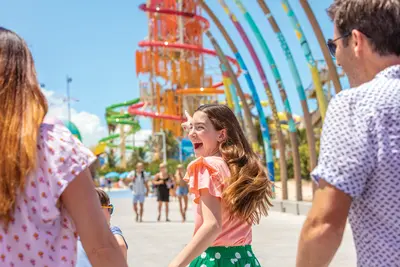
[{"left": 189, "top": 245, "right": 261, "bottom": 267}]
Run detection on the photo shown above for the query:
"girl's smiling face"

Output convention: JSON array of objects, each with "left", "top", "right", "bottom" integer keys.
[{"left": 188, "top": 111, "right": 225, "bottom": 157}]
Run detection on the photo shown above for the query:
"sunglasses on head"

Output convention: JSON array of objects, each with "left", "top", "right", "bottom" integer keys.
[{"left": 102, "top": 204, "right": 114, "bottom": 215}]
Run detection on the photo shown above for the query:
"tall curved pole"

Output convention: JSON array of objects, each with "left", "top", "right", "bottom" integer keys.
[
  {"left": 257, "top": 0, "right": 317, "bottom": 198},
  {"left": 280, "top": 0, "right": 328, "bottom": 121},
  {"left": 218, "top": 0, "right": 288, "bottom": 198},
  {"left": 200, "top": 0, "right": 275, "bottom": 182},
  {"left": 233, "top": 0, "right": 302, "bottom": 200},
  {"left": 298, "top": 0, "right": 342, "bottom": 95},
  {"left": 204, "top": 30, "right": 259, "bottom": 148},
  {"left": 220, "top": 63, "right": 242, "bottom": 122}
]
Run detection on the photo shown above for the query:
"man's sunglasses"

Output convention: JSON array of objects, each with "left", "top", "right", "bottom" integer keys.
[
  {"left": 327, "top": 32, "right": 351, "bottom": 58},
  {"left": 327, "top": 30, "right": 371, "bottom": 57},
  {"left": 102, "top": 204, "right": 114, "bottom": 215}
]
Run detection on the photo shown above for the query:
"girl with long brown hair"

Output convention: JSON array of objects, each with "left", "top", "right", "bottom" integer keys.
[
  {"left": 0, "top": 27, "right": 126, "bottom": 267},
  {"left": 169, "top": 104, "right": 273, "bottom": 267}
]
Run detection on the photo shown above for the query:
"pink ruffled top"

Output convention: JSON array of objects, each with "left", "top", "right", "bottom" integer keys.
[{"left": 184, "top": 156, "right": 252, "bottom": 246}]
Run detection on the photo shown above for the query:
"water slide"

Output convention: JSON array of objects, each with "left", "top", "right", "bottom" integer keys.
[{"left": 95, "top": 98, "right": 141, "bottom": 155}]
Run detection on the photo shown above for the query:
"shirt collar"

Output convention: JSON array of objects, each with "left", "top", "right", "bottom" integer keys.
[{"left": 376, "top": 64, "right": 400, "bottom": 79}]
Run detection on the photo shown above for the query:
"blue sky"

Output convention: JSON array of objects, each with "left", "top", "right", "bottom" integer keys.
[{"left": 1, "top": 0, "right": 346, "bottom": 146}]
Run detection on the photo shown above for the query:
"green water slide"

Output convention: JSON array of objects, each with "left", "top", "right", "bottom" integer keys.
[{"left": 97, "top": 98, "right": 141, "bottom": 151}]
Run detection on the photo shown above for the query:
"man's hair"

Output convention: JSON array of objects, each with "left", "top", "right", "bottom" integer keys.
[
  {"left": 95, "top": 188, "right": 110, "bottom": 206},
  {"left": 327, "top": 0, "right": 400, "bottom": 56}
]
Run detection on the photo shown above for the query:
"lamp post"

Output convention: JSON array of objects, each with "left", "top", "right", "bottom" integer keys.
[
  {"left": 154, "top": 131, "right": 167, "bottom": 164},
  {"left": 66, "top": 75, "right": 73, "bottom": 122}
]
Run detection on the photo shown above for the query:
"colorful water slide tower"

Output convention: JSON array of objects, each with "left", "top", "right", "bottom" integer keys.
[{"left": 135, "top": 0, "right": 227, "bottom": 138}]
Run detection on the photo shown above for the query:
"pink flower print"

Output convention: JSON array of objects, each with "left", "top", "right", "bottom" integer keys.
[
  {"left": 74, "top": 232, "right": 78, "bottom": 239},
  {"left": 30, "top": 181, "right": 37, "bottom": 188},
  {"left": 71, "top": 170, "right": 76, "bottom": 176},
  {"left": 39, "top": 177, "right": 45, "bottom": 183},
  {"left": 37, "top": 144, "right": 41, "bottom": 151},
  {"left": 25, "top": 243, "right": 31, "bottom": 250},
  {"left": 33, "top": 233, "right": 39, "bottom": 240},
  {"left": 18, "top": 253, "right": 23, "bottom": 261},
  {"left": 42, "top": 206, "right": 50, "bottom": 213},
  {"left": 61, "top": 245, "right": 68, "bottom": 250},
  {"left": 13, "top": 235, "right": 19, "bottom": 242},
  {"left": 72, "top": 148, "right": 77, "bottom": 154},
  {"left": 21, "top": 225, "right": 27, "bottom": 232},
  {"left": 31, "top": 207, "right": 37, "bottom": 214},
  {"left": 38, "top": 251, "right": 44, "bottom": 258},
  {"left": 48, "top": 135, "right": 55, "bottom": 141},
  {"left": 0, "top": 234, "right": 2, "bottom": 242},
  {"left": 45, "top": 239, "right": 49, "bottom": 246},
  {"left": 16, "top": 205, "right": 21, "bottom": 212},
  {"left": 48, "top": 168, "right": 52, "bottom": 174},
  {"left": 43, "top": 156, "right": 47, "bottom": 162},
  {"left": 30, "top": 259, "right": 35, "bottom": 266},
  {"left": 24, "top": 198, "right": 28, "bottom": 204},
  {"left": 49, "top": 255, "right": 54, "bottom": 261},
  {"left": 48, "top": 147, "right": 55, "bottom": 155},
  {"left": 0, "top": 254, "right": 5, "bottom": 262},
  {"left": 63, "top": 235, "right": 69, "bottom": 240},
  {"left": 50, "top": 245, "right": 55, "bottom": 252},
  {"left": 60, "top": 157, "right": 65, "bottom": 163},
  {"left": 28, "top": 216, "right": 33, "bottom": 222},
  {"left": 46, "top": 231, "right": 53, "bottom": 236},
  {"left": 71, "top": 158, "right": 79, "bottom": 164},
  {"left": 6, "top": 245, "right": 11, "bottom": 252},
  {"left": 3, "top": 227, "right": 8, "bottom": 234},
  {"left": 61, "top": 256, "right": 67, "bottom": 262},
  {"left": 41, "top": 192, "right": 48, "bottom": 199},
  {"left": 30, "top": 196, "right": 37, "bottom": 202},
  {"left": 9, "top": 216, "right": 15, "bottom": 225},
  {"left": 60, "top": 145, "right": 66, "bottom": 151}
]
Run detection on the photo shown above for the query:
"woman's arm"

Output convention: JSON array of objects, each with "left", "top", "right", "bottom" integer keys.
[
  {"left": 114, "top": 234, "right": 128, "bottom": 260},
  {"left": 62, "top": 169, "right": 127, "bottom": 267},
  {"left": 169, "top": 189, "right": 222, "bottom": 267}
]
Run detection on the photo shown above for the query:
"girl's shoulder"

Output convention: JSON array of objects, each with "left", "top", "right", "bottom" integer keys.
[{"left": 186, "top": 156, "right": 230, "bottom": 176}]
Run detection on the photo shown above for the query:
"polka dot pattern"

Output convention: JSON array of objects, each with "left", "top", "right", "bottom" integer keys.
[{"left": 311, "top": 65, "right": 400, "bottom": 266}]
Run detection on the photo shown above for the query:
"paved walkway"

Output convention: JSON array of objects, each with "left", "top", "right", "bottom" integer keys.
[{"left": 110, "top": 194, "right": 357, "bottom": 266}]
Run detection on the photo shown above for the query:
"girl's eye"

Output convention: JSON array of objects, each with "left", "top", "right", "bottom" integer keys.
[{"left": 196, "top": 126, "right": 204, "bottom": 130}]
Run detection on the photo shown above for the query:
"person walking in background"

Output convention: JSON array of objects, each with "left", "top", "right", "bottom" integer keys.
[
  {"left": 0, "top": 27, "right": 127, "bottom": 267},
  {"left": 175, "top": 164, "right": 189, "bottom": 222},
  {"left": 127, "top": 162, "right": 149, "bottom": 222},
  {"left": 169, "top": 104, "right": 273, "bottom": 267},
  {"left": 77, "top": 188, "right": 128, "bottom": 266},
  {"left": 296, "top": 1, "right": 400, "bottom": 266},
  {"left": 153, "top": 163, "right": 174, "bottom": 222}
]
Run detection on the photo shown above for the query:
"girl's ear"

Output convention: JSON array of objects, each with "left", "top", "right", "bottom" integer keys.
[{"left": 218, "top": 129, "right": 227, "bottom": 142}]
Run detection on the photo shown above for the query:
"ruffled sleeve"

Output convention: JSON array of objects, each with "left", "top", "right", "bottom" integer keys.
[{"left": 183, "top": 157, "right": 230, "bottom": 204}]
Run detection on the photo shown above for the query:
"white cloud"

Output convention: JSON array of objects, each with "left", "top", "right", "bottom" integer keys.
[{"left": 42, "top": 89, "right": 152, "bottom": 148}]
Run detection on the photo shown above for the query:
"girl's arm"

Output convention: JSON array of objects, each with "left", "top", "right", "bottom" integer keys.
[
  {"left": 114, "top": 234, "right": 128, "bottom": 260},
  {"left": 169, "top": 189, "right": 222, "bottom": 267}
]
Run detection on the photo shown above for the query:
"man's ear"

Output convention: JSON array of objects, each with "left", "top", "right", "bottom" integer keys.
[
  {"left": 352, "top": 29, "right": 367, "bottom": 57},
  {"left": 218, "top": 129, "right": 227, "bottom": 142}
]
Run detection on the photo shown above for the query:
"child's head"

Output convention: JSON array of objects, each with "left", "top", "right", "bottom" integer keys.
[
  {"left": 189, "top": 104, "right": 250, "bottom": 158},
  {"left": 95, "top": 188, "right": 113, "bottom": 225},
  {"left": 189, "top": 104, "right": 273, "bottom": 224}
]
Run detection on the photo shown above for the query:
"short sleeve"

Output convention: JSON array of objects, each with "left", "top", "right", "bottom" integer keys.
[
  {"left": 111, "top": 226, "right": 128, "bottom": 249},
  {"left": 31, "top": 120, "right": 96, "bottom": 221},
  {"left": 183, "top": 157, "right": 228, "bottom": 204},
  {"left": 311, "top": 94, "right": 375, "bottom": 198}
]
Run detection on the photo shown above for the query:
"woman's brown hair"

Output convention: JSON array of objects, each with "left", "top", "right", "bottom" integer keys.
[
  {"left": 196, "top": 104, "right": 273, "bottom": 224},
  {"left": 0, "top": 27, "right": 48, "bottom": 224}
]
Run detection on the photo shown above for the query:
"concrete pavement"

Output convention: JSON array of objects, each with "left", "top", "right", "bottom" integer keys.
[{"left": 110, "top": 193, "right": 357, "bottom": 266}]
